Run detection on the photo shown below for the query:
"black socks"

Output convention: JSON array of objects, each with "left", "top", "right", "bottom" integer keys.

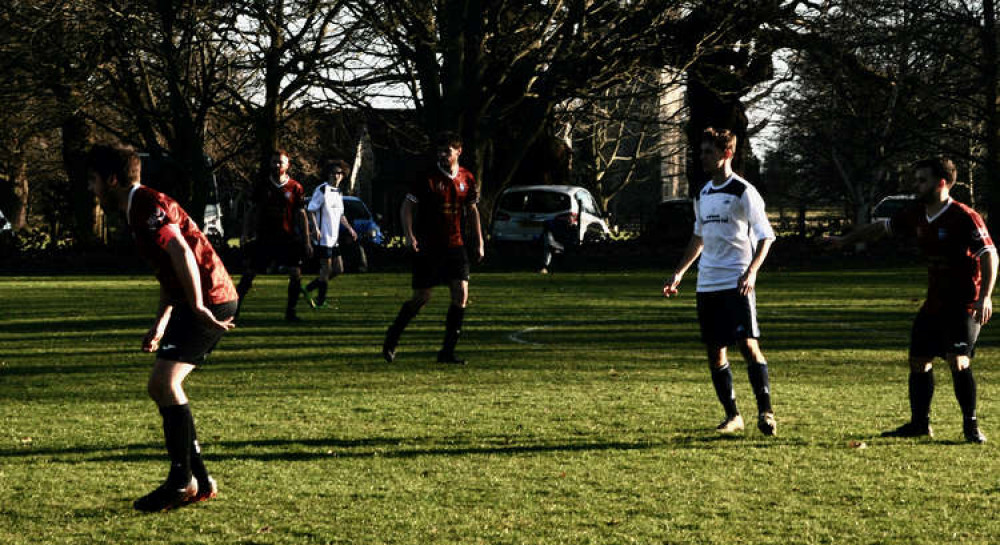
[
  {"left": 441, "top": 305, "right": 465, "bottom": 356},
  {"left": 711, "top": 364, "right": 739, "bottom": 418},
  {"left": 160, "top": 404, "right": 193, "bottom": 487},
  {"left": 952, "top": 367, "right": 978, "bottom": 421},
  {"left": 747, "top": 362, "right": 773, "bottom": 414},
  {"left": 909, "top": 370, "right": 934, "bottom": 427}
]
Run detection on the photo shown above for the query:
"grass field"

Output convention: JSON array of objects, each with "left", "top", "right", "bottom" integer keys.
[{"left": 3, "top": 267, "right": 1000, "bottom": 544}]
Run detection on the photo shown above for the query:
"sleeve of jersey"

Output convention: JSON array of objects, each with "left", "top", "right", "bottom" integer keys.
[
  {"left": 692, "top": 198, "right": 702, "bottom": 237},
  {"left": 467, "top": 174, "right": 480, "bottom": 205},
  {"left": 307, "top": 186, "right": 323, "bottom": 212},
  {"left": 744, "top": 188, "right": 775, "bottom": 241},
  {"left": 969, "top": 212, "right": 995, "bottom": 257},
  {"left": 150, "top": 206, "right": 183, "bottom": 249}
]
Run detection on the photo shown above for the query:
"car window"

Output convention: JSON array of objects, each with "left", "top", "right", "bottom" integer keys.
[
  {"left": 578, "top": 192, "right": 599, "bottom": 215},
  {"left": 498, "top": 191, "right": 570, "bottom": 213},
  {"left": 344, "top": 199, "right": 370, "bottom": 222}
]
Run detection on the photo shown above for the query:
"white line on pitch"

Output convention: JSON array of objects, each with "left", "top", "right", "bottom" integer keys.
[{"left": 509, "top": 326, "right": 549, "bottom": 347}]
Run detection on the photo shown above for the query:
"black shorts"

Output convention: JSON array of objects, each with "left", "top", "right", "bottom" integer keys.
[
  {"left": 315, "top": 244, "right": 342, "bottom": 260},
  {"left": 247, "top": 236, "right": 304, "bottom": 270},
  {"left": 412, "top": 247, "right": 470, "bottom": 289},
  {"left": 909, "top": 303, "right": 981, "bottom": 359},
  {"left": 157, "top": 300, "right": 237, "bottom": 365},
  {"left": 696, "top": 289, "right": 760, "bottom": 348}
]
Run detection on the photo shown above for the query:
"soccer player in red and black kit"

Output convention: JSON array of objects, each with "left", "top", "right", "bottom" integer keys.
[
  {"left": 86, "top": 144, "right": 237, "bottom": 511},
  {"left": 236, "top": 149, "right": 313, "bottom": 321},
  {"left": 382, "top": 132, "right": 485, "bottom": 364},
  {"left": 832, "top": 157, "right": 998, "bottom": 443}
]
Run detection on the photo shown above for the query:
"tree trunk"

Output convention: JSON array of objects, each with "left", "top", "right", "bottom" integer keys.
[
  {"left": 983, "top": 0, "right": 1000, "bottom": 232},
  {"left": 11, "top": 153, "right": 28, "bottom": 230},
  {"left": 61, "top": 113, "right": 96, "bottom": 244}
]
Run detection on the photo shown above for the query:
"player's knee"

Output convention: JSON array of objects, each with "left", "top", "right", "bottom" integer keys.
[{"left": 948, "top": 355, "right": 971, "bottom": 371}]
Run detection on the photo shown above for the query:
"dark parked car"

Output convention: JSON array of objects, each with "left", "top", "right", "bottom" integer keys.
[
  {"left": 644, "top": 198, "right": 694, "bottom": 246},
  {"left": 340, "top": 196, "right": 384, "bottom": 272}
]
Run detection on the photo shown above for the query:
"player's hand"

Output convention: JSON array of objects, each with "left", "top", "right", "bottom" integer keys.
[
  {"left": 662, "top": 271, "right": 682, "bottom": 298},
  {"left": 739, "top": 269, "right": 757, "bottom": 296},
  {"left": 974, "top": 298, "right": 993, "bottom": 325},
  {"left": 303, "top": 240, "right": 314, "bottom": 259},
  {"left": 349, "top": 229, "right": 358, "bottom": 242},
  {"left": 141, "top": 327, "right": 163, "bottom": 352},
  {"left": 475, "top": 243, "right": 485, "bottom": 264},
  {"left": 406, "top": 235, "right": 419, "bottom": 253},
  {"left": 193, "top": 305, "right": 236, "bottom": 331}
]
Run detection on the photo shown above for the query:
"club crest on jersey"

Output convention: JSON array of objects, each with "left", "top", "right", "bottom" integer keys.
[
  {"left": 458, "top": 182, "right": 466, "bottom": 192},
  {"left": 147, "top": 208, "right": 167, "bottom": 231}
]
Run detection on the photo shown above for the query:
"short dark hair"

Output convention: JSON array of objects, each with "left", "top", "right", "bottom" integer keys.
[
  {"left": 85, "top": 144, "right": 141, "bottom": 185},
  {"left": 702, "top": 127, "right": 737, "bottom": 154},
  {"left": 914, "top": 157, "right": 957, "bottom": 187},
  {"left": 322, "top": 158, "right": 350, "bottom": 180},
  {"left": 434, "top": 131, "right": 463, "bottom": 150}
]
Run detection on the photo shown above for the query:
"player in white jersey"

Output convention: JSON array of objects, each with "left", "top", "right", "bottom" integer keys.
[
  {"left": 303, "top": 159, "right": 356, "bottom": 308},
  {"left": 663, "top": 128, "right": 778, "bottom": 436}
]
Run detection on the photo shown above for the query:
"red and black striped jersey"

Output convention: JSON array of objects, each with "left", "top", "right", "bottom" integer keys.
[{"left": 127, "top": 185, "right": 237, "bottom": 305}]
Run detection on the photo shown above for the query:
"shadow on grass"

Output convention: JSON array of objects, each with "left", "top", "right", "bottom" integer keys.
[{"left": 0, "top": 433, "right": 803, "bottom": 464}]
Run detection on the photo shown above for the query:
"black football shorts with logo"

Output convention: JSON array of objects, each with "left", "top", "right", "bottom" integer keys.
[
  {"left": 696, "top": 288, "right": 760, "bottom": 348},
  {"left": 157, "top": 300, "right": 238, "bottom": 365},
  {"left": 909, "top": 302, "right": 980, "bottom": 359}
]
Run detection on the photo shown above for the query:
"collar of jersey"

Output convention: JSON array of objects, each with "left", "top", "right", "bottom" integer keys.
[
  {"left": 707, "top": 175, "right": 735, "bottom": 191},
  {"left": 127, "top": 184, "right": 141, "bottom": 217},
  {"left": 437, "top": 163, "right": 458, "bottom": 180},
  {"left": 926, "top": 197, "right": 953, "bottom": 223}
]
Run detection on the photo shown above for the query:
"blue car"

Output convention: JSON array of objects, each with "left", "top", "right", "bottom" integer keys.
[
  {"left": 342, "top": 196, "right": 384, "bottom": 245},
  {"left": 339, "top": 196, "right": 384, "bottom": 272}
]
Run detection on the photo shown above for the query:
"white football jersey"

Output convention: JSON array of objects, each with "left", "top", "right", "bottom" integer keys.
[
  {"left": 307, "top": 183, "right": 345, "bottom": 247},
  {"left": 693, "top": 175, "right": 775, "bottom": 292}
]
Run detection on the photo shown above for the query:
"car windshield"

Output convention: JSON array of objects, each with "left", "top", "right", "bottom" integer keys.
[
  {"left": 344, "top": 200, "right": 370, "bottom": 222},
  {"left": 498, "top": 191, "right": 570, "bottom": 214}
]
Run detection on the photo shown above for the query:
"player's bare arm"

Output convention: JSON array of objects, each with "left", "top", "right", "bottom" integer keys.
[
  {"left": 468, "top": 203, "right": 485, "bottom": 262},
  {"left": 164, "top": 234, "right": 235, "bottom": 332},
  {"left": 975, "top": 249, "right": 998, "bottom": 325},
  {"left": 299, "top": 208, "right": 313, "bottom": 258},
  {"left": 142, "top": 285, "right": 174, "bottom": 352},
  {"left": 739, "top": 237, "right": 774, "bottom": 296},
  {"left": 663, "top": 234, "right": 704, "bottom": 297},
  {"left": 401, "top": 198, "right": 418, "bottom": 252},
  {"left": 827, "top": 220, "right": 888, "bottom": 248},
  {"left": 340, "top": 214, "right": 357, "bottom": 241}
]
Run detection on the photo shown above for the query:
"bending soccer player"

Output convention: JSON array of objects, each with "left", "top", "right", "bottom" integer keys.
[
  {"left": 830, "top": 157, "right": 997, "bottom": 443},
  {"left": 663, "top": 128, "right": 778, "bottom": 436},
  {"left": 87, "top": 144, "right": 236, "bottom": 511}
]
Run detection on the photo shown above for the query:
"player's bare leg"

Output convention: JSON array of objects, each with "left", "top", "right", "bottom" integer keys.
[
  {"left": 708, "top": 346, "right": 743, "bottom": 433},
  {"left": 738, "top": 338, "right": 776, "bottom": 436},
  {"left": 135, "top": 360, "right": 203, "bottom": 512}
]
